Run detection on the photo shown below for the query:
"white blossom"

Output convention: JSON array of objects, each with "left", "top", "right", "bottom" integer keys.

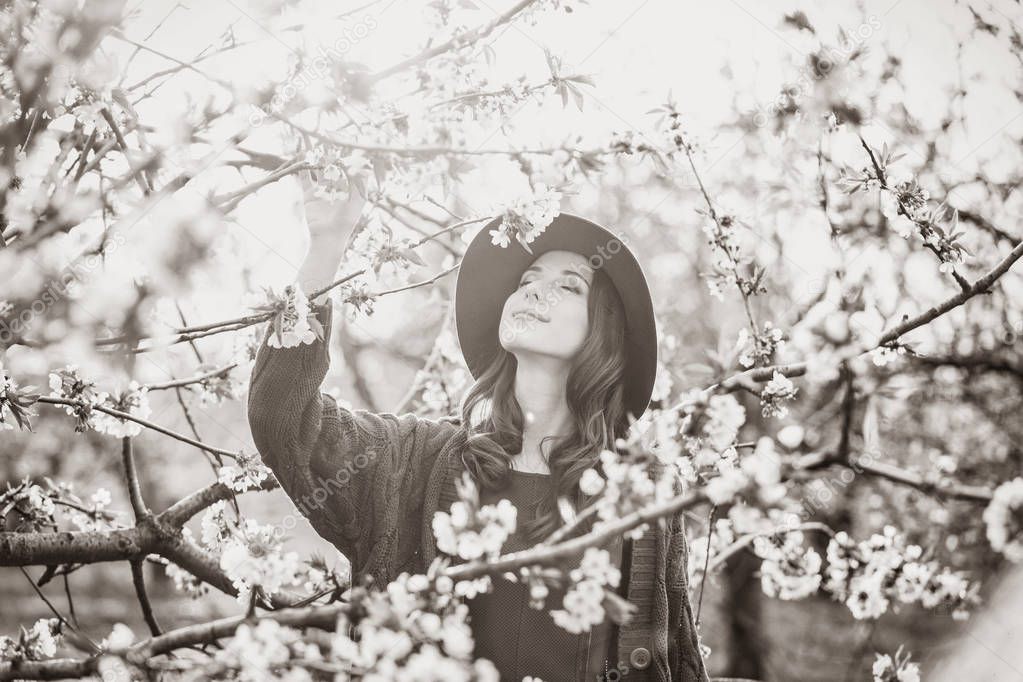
[
  {"left": 92, "top": 382, "right": 151, "bottom": 438},
  {"left": 99, "top": 623, "right": 135, "bottom": 651},
  {"left": 579, "top": 468, "right": 605, "bottom": 495},
  {"left": 982, "top": 478, "right": 1023, "bottom": 562},
  {"left": 218, "top": 451, "right": 271, "bottom": 493}
]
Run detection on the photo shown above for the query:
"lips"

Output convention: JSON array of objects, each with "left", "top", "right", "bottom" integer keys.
[{"left": 513, "top": 310, "right": 550, "bottom": 323}]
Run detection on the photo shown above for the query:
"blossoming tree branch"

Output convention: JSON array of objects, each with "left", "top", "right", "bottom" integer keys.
[{"left": 1, "top": 1, "right": 1021, "bottom": 680}]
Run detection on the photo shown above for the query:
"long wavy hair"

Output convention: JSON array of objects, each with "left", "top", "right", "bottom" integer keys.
[{"left": 456, "top": 264, "right": 633, "bottom": 546}]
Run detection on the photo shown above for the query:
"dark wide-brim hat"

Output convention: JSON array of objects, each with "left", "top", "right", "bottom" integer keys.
[{"left": 454, "top": 212, "right": 658, "bottom": 422}]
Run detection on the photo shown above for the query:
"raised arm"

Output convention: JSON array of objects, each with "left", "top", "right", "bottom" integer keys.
[{"left": 246, "top": 169, "right": 459, "bottom": 578}]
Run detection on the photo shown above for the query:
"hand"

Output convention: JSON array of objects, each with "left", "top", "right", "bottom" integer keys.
[{"left": 296, "top": 165, "right": 368, "bottom": 297}]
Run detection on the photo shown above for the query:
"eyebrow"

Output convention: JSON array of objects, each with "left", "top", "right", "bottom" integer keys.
[{"left": 521, "top": 265, "right": 592, "bottom": 288}]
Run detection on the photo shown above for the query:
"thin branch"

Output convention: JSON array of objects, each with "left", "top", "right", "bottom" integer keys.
[
  {"left": 161, "top": 478, "right": 277, "bottom": 529},
  {"left": 36, "top": 397, "right": 241, "bottom": 460},
  {"left": 694, "top": 504, "right": 716, "bottom": 627},
  {"left": 686, "top": 236, "right": 1023, "bottom": 403},
  {"left": 130, "top": 559, "right": 163, "bottom": 636},
  {"left": 369, "top": 0, "right": 543, "bottom": 81},
  {"left": 93, "top": 215, "right": 491, "bottom": 352},
  {"left": 121, "top": 437, "right": 149, "bottom": 520},
  {"left": 144, "top": 363, "right": 238, "bottom": 392},
  {"left": 445, "top": 489, "right": 706, "bottom": 580},
  {"left": 858, "top": 135, "right": 970, "bottom": 292},
  {"left": 99, "top": 107, "right": 151, "bottom": 195},
  {"left": 795, "top": 450, "right": 994, "bottom": 502}
]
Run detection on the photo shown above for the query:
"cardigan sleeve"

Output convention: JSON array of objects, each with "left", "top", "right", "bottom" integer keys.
[{"left": 246, "top": 298, "right": 458, "bottom": 576}]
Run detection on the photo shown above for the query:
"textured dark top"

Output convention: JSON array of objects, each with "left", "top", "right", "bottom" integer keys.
[
  {"left": 468, "top": 470, "right": 623, "bottom": 681},
  {"left": 246, "top": 300, "right": 710, "bottom": 682}
]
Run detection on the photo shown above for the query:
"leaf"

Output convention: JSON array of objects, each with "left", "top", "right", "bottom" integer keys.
[
  {"left": 782, "top": 11, "right": 815, "bottom": 33},
  {"left": 515, "top": 233, "right": 534, "bottom": 255},
  {"left": 543, "top": 47, "right": 559, "bottom": 78},
  {"left": 569, "top": 83, "right": 585, "bottom": 111},
  {"left": 557, "top": 82, "right": 568, "bottom": 108},
  {"left": 398, "top": 247, "right": 427, "bottom": 267},
  {"left": 568, "top": 74, "right": 596, "bottom": 88},
  {"left": 483, "top": 43, "right": 497, "bottom": 68}
]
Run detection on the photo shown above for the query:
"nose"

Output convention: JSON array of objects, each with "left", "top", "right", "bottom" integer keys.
[{"left": 523, "top": 281, "right": 544, "bottom": 304}]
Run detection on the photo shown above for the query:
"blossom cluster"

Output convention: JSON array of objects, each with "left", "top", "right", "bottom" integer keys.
[
  {"left": 735, "top": 322, "right": 786, "bottom": 369},
  {"left": 432, "top": 472, "right": 517, "bottom": 562},
  {"left": 752, "top": 529, "right": 823, "bottom": 600},
  {"left": 48, "top": 365, "right": 106, "bottom": 431},
  {"left": 549, "top": 546, "right": 621, "bottom": 633},
  {"left": 841, "top": 144, "right": 970, "bottom": 275},
  {"left": 330, "top": 572, "right": 499, "bottom": 681},
  {"left": 199, "top": 502, "right": 303, "bottom": 603},
  {"left": 872, "top": 646, "right": 920, "bottom": 682},
  {"left": 92, "top": 381, "right": 152, "bottom": 438},
  {"left": 46, "top": 367, "right": 152, "bottom": 437},
  {"left": 687, "top": 516, "right": 737, "bottom": 586},
  {"left": 217, "top": 451, "right": 271, "bottom": 493},
  {"left": 0, "top": 618, "right": 61, "bottom": 662},
  {"left": 304, "top": 146, "right": 373, "bottom": 203},
  {"left": 156, "top": 551, "right": 211, "bottom": 599},
  {"left": 824, "top": 526, "right": 973, "bottom": 620},
  {"left": 691, "top": 508, "right": 974, "bottom": 622},
  {"left": 671, "top": 391, "right": 746, "bottom": 488},
  {"left": 982, "top": 477, "right": 1023, "bottom": 562},
  {"left": 759, "top": 370, "right": 798, "bottom": 418},
  {"left": 0, "top": 358, "right": 37, "bottom": 431},
  {"left": 0, "top": 480, "right": 56, "bottom": 532},
  {"left": 251, "top": 284, "right": 324, "bottom": 349},
  {"left": 701, "top": 393, "right": 747, "bottom": 452},
  {"left": 214, "top": 619, "right": 316, "bottom": 682},
  {"left": 588, "top": 448, "right": 660, "bottom": 541},
  {"left": 0, "top": 477, "right": 122, "bottom": 534},
  {"left": 194, "top": 364, "right": 246, "bottom": 407},
  {"left": 488, "top": 183, "right": 563, "bottom": 251},
  {"left": 695, "top": 435, "right": 785, "bottom": 507}
]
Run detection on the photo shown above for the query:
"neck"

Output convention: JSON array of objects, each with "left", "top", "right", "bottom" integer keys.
[{"left": 511, "top": 354, "right": 574, "bottom": 471}]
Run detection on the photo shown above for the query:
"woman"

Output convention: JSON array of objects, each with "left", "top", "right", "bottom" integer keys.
[{"left": 246, "top": 173, "right": 709, "bottom": 682}]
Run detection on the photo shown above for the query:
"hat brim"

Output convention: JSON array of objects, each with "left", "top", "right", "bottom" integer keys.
[{"left": 454, "top": 212, "right": 658, "bottom": 422}]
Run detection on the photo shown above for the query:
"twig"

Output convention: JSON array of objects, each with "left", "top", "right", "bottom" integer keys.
[
  {"left": 93, "top": 215, "right": 491, "bottom": 352},
  {"left": 100, "top": 107, "right": 151, "bottom": 195},
  {"left": 445, "top": 489, "right": 706, "bottom": 580},
  {"left": 683, "top": 236, "right": 1023, "bottom": 407},
  {"left": 144, "top": 363, "right": 238, "bottom": 392},
  {"left": 121, "top": 437, "right": 149, "bottom": 520},
  {"left": 694, "top": 504, "right": 716, "bottom": 627},
  {"left": 36, "top": 397, "right": 240, "bottom": 460},
  {"left": 858, "top": 135, "right": 971, "bottom": 292},
  {"left": 369, "top": 0, "right": 544, "bottom": 81},
  {"left": 130, "top": 559, "right": 163, "bottom": 636}
]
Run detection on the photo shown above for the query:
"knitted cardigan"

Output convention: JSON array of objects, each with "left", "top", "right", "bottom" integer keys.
[{"left": 247, "top": 302, "right": 709, "bottom": 682}]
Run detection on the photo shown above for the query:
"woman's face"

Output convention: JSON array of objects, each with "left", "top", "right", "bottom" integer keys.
[{"left": 499, "top": 250, "right": 595, "bottom": 361}]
